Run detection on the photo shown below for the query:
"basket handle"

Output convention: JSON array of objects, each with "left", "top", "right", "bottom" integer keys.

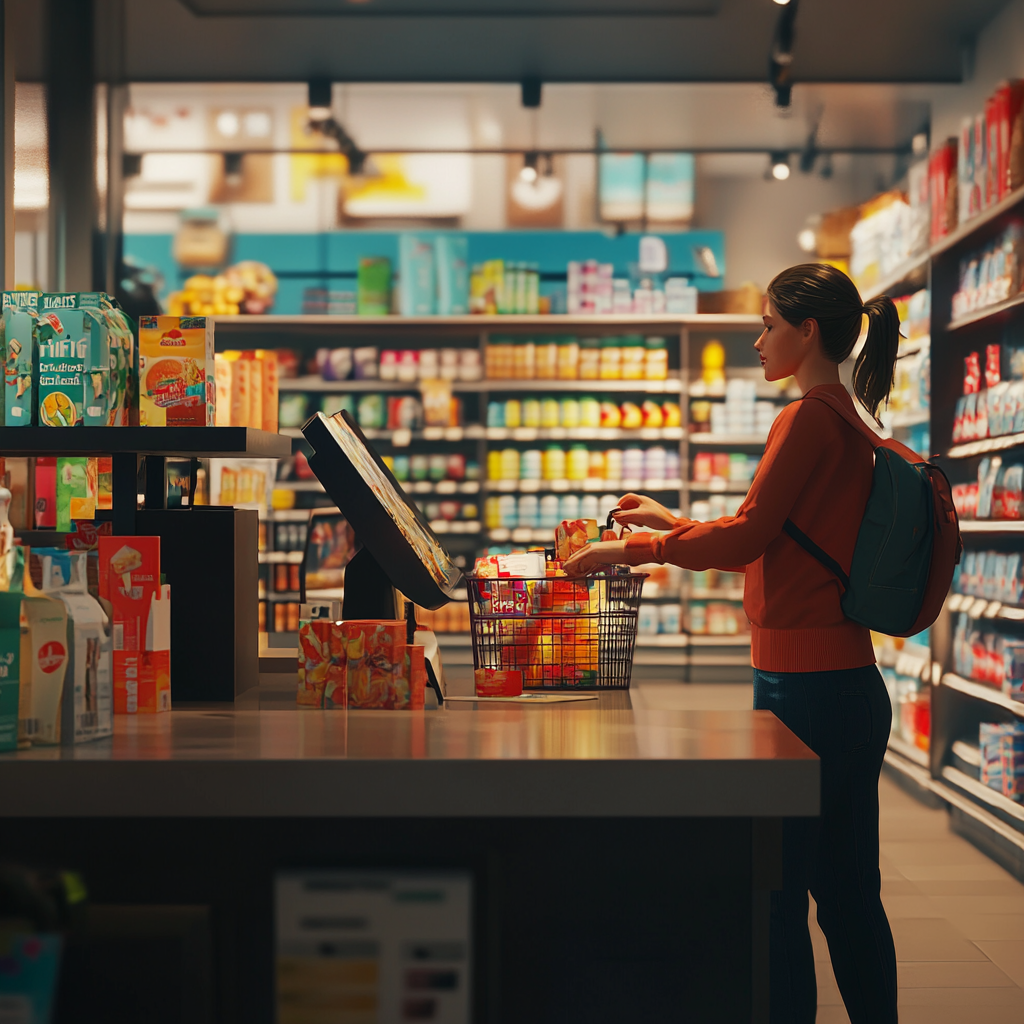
[{"left": 602, "top": 507, "right": 632, "bottom": 542}]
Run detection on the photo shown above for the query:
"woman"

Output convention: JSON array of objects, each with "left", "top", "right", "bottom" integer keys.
[{"left": 564, "top": 263, "right": 901, "bottom": 1024}]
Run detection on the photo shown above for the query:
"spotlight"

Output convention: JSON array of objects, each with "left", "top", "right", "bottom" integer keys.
[
  {"left": 769, "top": 0, "right": 798, "bottom": 108},
  {"left": 520, "top": 152, "right": 539, "bottom": 183},
  {"left": 770, "top": 153, "right": 790, "bottom": 180},
  {"left": 797, "top": 228, "right": 817, "bottom": 252},
  {"left": 224, "top": 151, "right": 244, "bottom": 187},
  {"left": 521, "top": 76, "right": 542, "bottom": 109},
  {"left": 772, "top": 0, "right": 791, "bottom": 4},
  {"left": 307, "top": 77, "right": 332, "bottom": 122}
]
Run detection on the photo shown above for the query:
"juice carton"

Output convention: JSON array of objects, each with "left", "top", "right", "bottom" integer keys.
[
  {"left": 0, "top": 591, "right": 22, "bottom": 751},
  {"left": 2, "top": 290, "right": 41, "bottom": 426},
  {"left": 214, "top": 351, "right": 251, "bottom": 426},
  {"left": 56, "top": 457, "right": 96, "bottom": 532},
  {"left": 138, "top": 315, "right": 215, "bottom": 426},
  {"left": 18, "top": 586, "right": 69, "bottom": 747},
  {"left": 297, "top": 618, "right": 346, "bottom": 709},
  {"left": 98, "top": 536, "right": 171, "bottom": 713},
  {"left": 36, "top": 549, "right": 112, "bottom": 744},
  {"left": 99, "top": 300, "right": 136, "bottom": 425},
  {"left": 36, "top": 293, "right": 115, "bottom": 427},
  {"left": 254, "top": 349, "right": 279, "bottom": 432}
]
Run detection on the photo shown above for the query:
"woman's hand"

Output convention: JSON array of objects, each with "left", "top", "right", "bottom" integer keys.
[
  {"left": 562, "top": 540, "right": 627, "bottom": 576},
  {"left": 611, "top": 493, "right": 679, "bottom": 532}
]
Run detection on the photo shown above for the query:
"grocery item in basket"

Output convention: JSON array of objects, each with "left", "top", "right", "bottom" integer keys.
[
  {"left": 475, "top": 668, "right": 523, "bottom": 697},
  {"left": 555, "top": 519, "right": 598, "bottom": 560}
]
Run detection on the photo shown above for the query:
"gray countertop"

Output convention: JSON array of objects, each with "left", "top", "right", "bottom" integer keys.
[{"left": 0, "top": 707, "right": 818, "bottom": 819}]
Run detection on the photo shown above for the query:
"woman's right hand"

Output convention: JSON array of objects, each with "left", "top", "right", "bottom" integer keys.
[{"left": 611, "top": 493, "right": 680, "bottom": 532}]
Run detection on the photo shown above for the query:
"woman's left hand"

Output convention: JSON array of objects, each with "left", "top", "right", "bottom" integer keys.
[{"left": 562, "top": 540, "right": 628, "bottom": 576}]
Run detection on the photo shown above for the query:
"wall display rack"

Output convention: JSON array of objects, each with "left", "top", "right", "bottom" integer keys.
[
  {"left": 875, "top": 184, "right": 1024, "bottom": 880},
  {"left": 218, "top": 313, "right": 765, "bottom": 678}
]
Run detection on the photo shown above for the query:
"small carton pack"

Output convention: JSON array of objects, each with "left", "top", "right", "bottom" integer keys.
[
  {"left": 555, "top": 519, "right": 599, "bottom": 560},
  {"left": 98, "top": 537, "right": 171, "bottom": 713},
  {"left": 297, "top": 618, "right": 346, "bottom": 709},
  {"left": 2, "top": 290, "right": 41, "bottom": 426},
  {"left": 138, "top": 315, "right": 215, "bottom": 426},
  {"left": 56, "top": 457, "right": 97, "bottom": 532},
  {"left": 474, "top": 668, "right": 523, "bottom": 697},
  {"left": 36, "top": 549, "right": 113, "bottom": 745},
  {"left": 18, "top": 581, "right": 69, "bottom": 747},
  {"left": 36, "top": 293, "right": 115, "bottom": 427},
  {"left": 343, "top": 619, "right": 413, "bottom": 709},
  {"left": 214, "top": 351, "right": 251, "bottom": 427}
]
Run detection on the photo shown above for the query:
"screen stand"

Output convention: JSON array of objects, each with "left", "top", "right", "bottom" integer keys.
[{"left": 341, "top": 546, "right": 399, "bottom": 620}]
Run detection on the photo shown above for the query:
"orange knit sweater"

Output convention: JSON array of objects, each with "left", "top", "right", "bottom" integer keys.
[{"left": 624, "top": 384, "right": 877, "bottom": 673}]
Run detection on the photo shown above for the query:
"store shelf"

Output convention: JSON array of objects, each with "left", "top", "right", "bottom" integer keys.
[
  {"left": 266, "top": 590, "right": 302, "bottom": 601},
  {"left": 688, "top": 434, "right": 767, "bottom": 446},
  {"left": 888, "top": 410, "right": 930, "bottom": 429},
  {"left": 404, "top": 481, "right": 480, "bottom": 495},
  {"left": 259, "top": 551, "right": 304, "bottom": 564},
  {"left": 931, "top": 183, "right": 1024, "bottom": 258},
  {"left": 215, "top": 313, "right": 766, "bottom": 332},
  {"left": 0, "top": 426, "right": 292, "bottom": 458},
  {"left": 952, "top": 740, "right": 982, "bottom": 767},
  {"left": 486, "top": 478, "right": 676, "bottom": 493},
  {"left": 282, "top": 424, "right": 487, "bottom": 441},
  {"left": 685, "top": 481, "right": 750, "bottom": 494},
  {"left": 482, "top": 426, "right": 684, "bottom": 442},
  {"left": 947, "top": 293, "right": 1024, "bottom": 332},
  {"left": 887, "top": 734, "right": 930, "bottom": 768},
  {"left": 942, "top": 766, "right": 1024, "bottom": 827},
  {"left": 860, "top": 252, "right": 931, "bottom": 302},
  {"left": 957, "top": 520, "right": 1024, "bottom": 533},
  {"left": 279, "top": 375, "right": 683, "bottom": 394},
  {"left": 941, "top": 672, "right": 1024, "bottom": 719},
  {"left": 947, "top": 432, "right": 1024, "bottom": 459},
  {"left": 690, "top": 588, "right": 745, "bottom": 600},
  {"left": 264, "top": 508, "right": 331, "bottom": 522},
  {"left": 947, "top": 593, "right": 1024, "bottom": 622},
  {"left": 687, "top": 634, "right": 751, "bottom": 646}
]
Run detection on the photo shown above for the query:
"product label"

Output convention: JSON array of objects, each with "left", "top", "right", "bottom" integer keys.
[{"left": 38, "top": 640, "right": 66, "bottom": 674}]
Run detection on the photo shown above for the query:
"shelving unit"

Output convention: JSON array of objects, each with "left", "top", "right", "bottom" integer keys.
[
  {"left": 923, "top": 182, "right": 1024, "bottom": 877},
  {"left": 222, "top": 313, "right": 763, "bottom": 669}
]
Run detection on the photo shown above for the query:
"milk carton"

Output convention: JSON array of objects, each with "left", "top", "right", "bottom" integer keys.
[{"left": 37, "top": 548, "right": 113, "bottom": 744}]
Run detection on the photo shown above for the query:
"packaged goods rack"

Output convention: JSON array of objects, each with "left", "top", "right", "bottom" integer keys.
[
  {"left": 872, "top": 182, "right": 1024, "bottom": 880},
  {"left": 215, "top": 313, "right": 764, "bottom": 675}
]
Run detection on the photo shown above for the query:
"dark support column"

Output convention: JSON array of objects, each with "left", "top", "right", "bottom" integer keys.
[
  {"left": 47, "top": 0, "right": 95, "bottom": 292},
  {"left": 144, "top": 455, "right": 166, "bottom": 511},
  {"left": 111, "top": 452, "right": 137, "bottom": 536},
  {"left": 751, "top": 816, "right": 784, "bottom": 1023},
  {"left": 0, "top": 0, "right": 13, "bottom": 291}
]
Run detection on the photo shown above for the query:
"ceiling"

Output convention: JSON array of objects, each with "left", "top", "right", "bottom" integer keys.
[{"left": 9, "top": 0, "right": 1012, "bottom": 84}]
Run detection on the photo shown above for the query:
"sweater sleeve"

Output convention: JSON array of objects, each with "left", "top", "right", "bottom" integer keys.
[{"left": 624, "top": 400, "right": 836, "bottom": 570}]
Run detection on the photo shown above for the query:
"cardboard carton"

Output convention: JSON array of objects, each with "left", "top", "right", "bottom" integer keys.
[
  {"left": 2, "top": 291, "right": 40, "bottom": 426},
  {"left": 138, "top": 315, "right": 215, "bottom": 426}
]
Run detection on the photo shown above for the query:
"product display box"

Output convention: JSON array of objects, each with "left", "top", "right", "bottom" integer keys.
[
  {"left": 138, "top": 314, "right": 216, "bottom": 426},
  {"left": 98, "top": 536, "right": 171, "bottom": 714},
  {"left": 2, "top": 290, "right": 41, "bottom": 426}
]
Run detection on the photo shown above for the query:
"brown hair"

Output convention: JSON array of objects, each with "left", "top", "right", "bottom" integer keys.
[{"left": 766, "top": 262, "right": 900, "bottom": 424}]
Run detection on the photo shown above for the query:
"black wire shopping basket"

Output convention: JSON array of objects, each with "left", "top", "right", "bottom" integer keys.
[{"left": 465, "top": 572, "right": 648, "bottom": 690}]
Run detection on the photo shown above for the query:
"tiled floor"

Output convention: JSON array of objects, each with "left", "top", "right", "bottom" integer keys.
[{"left": 634, "top": 683, "right": 1024, "bottom": 1024}]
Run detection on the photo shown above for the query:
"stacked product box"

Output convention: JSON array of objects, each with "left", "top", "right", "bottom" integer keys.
[
  {"left": 98, "top": 537, "right": 171, "bottom": 714},
  {"left": 138, "top": 315, "right": 215, "bottom": 426},
  {"left": 980, "top": 722, "right": 1024, "bottom": 801},
  {"left": 297, "top": 616, "right": 426, "bottom": 710}
]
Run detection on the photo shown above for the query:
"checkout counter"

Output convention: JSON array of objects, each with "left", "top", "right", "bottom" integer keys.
[{"left": 0, "top": 413, "right": 820, "bottom": 1024}]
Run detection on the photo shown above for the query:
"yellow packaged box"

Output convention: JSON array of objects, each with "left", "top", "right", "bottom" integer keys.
[{"left": 138, "top": 315, "right": 215, "bottom": 426}]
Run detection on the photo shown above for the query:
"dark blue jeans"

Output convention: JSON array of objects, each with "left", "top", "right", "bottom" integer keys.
[{"left": 753, "top": 665, "right": 898, "bottom": 1024}]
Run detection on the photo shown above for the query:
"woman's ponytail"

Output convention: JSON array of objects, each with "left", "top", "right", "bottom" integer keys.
[
  {"left": 766, "top": 263, "right": 899, "bottom": 425},
  {"left": 853, "top": 296, "right": 900, "bottom": 425}
]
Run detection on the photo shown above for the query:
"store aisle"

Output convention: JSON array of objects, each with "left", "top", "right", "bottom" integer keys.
[{"left": 634, "top": 683, "right": 1024, "bottom": 1023}]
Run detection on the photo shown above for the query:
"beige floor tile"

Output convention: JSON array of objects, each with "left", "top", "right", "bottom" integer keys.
[
  {"left": 898, "top": 1003, "right": 1024, "bottom": 1024},
  {"left": 913, "top": 880, "right": 1024, "bottom": 897},
  {"left": 898, "top": 984, "right": 1024, "bottom": 1006},
  {"left": 901, "top": 863, "right": 1018, "bottom": 881},
  {"left": 814, "top": 1005, "right": 852, "bottom": 1024},
  {"left": 899, "top": 960, "right": 1018, "bottom": 988},
  {"left": 973, "top": 941, "right": 1024, "bottom": 988},
  {"left": 880, "top": 878, "right": 925, "bottom": 896},
  {"left": 947, "top": 915, "right": 1024, "bottom": 941},
  {"left": 881, "top": 840, "right": 995, "bottom": 866},
  {"left": 881, "top": 893, "right": 944, "bottom": 918},
  {"left": 930, "top": 895, "right": 1024, "bottom": 916},
  {"left": 815, "top": 970, "right": 844, "bottom": 1004},
  {"left": 890, "top": 918, "right": 989, "bottom": 961}
]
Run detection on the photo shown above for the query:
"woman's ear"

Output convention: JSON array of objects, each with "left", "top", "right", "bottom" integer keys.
[{"left": 802, "top": 317, "right": 820, "bottom": 349}]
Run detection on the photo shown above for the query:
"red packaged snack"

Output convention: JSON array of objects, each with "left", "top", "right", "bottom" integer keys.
[
  {"left": 964, "top": 351, "right": 982, "bottom": 394},
  {"left": 929, "top": 138, "right": 959, "bottom": 244},
  {"left": 475, "top": 668, "right": 523, "bottom": 697},
  {"left": 986, "top": 344, "right": 1003, "bottom": 388}
]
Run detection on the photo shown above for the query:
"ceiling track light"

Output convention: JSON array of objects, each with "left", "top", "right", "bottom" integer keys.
[
  {"left": 307, "top": 77, "right": 333, "bottom": 122},
  {"left": 223, "top": 151, "right": 244, "bottom": 186},
  {"left": 768, "top": 0, "right": 799, "bottom": 107},
  {"left": 770, "top": 152, "right": 791, "bottom": 180},
  {"left": 520, "top": 151, "right": 539, "bottom": 183}
]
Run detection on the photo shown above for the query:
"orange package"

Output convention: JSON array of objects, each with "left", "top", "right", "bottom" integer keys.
[
  {"left": 297, "top": 619, "right": 347, "bottom": 709},
  {"left": 475, "top": 668, "right": 523, "bottom": 697},
  {"left": 344, "top": 620, "right": 423, "bottom": 709},
  {"left": 555, "top": 519, "right": 598, "bottom": 560}
]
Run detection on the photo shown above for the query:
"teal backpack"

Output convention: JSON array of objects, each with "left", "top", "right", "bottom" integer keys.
[{"left": 782, "top": 391, "right": 962, "bottom": 638}]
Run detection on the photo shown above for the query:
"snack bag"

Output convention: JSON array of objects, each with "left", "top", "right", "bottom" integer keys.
[
  {"left": 138, "top": 315, "right": 215, "bottom": 426},
  {"left": 555, "top": 519, "right": 598, "bottom": 560},
  {"left": 2, "top": 291, "right": 41, "bottom": 426}
]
